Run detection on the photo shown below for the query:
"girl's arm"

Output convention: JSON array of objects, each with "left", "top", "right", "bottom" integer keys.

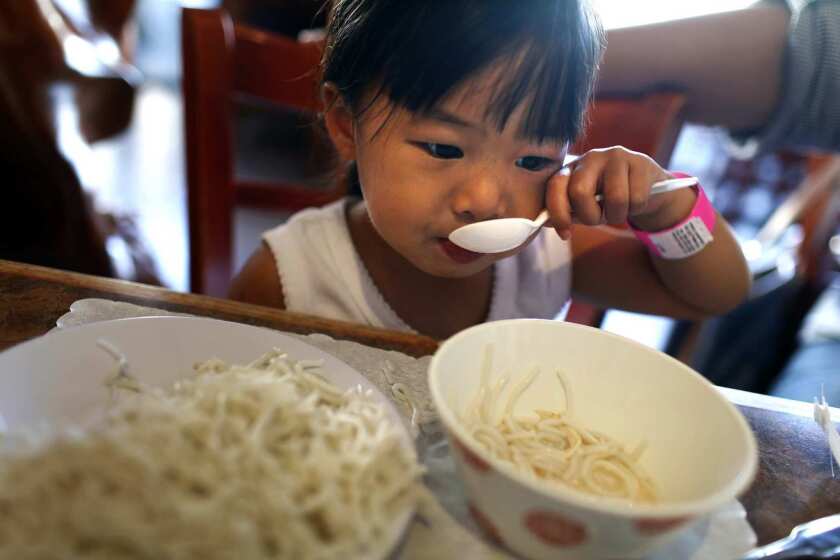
[
  {"left": 228, "top": 243, "right": 286, "bottom": 309},
  {"left": 597, "top": 2, "right": 790, "bottom": 132},
  {"left": 548, "top": 147, "right": 751, "bottom": 320},
  {"left": 570, "top": 220, "right": 750, "bottom": 320}
]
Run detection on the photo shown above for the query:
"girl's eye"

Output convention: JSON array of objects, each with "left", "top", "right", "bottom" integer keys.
[
  {"left": 516, "top": 156, "right": 555, "bottom": 172},
  {"left": 421, "top": 143, "right": 463, "bottom": 159}
]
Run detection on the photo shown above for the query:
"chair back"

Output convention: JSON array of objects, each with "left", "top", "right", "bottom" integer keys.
[
  {"left": 572, "top": 92, "right": 686, "bottom": 161},
  {"left": 182, "top": 7, "right": 343, "bottom": 296}
]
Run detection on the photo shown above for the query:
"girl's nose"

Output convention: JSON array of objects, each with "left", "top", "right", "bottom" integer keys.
[{"left": 451, "top": 172, "right": 507, "bottom": 223}]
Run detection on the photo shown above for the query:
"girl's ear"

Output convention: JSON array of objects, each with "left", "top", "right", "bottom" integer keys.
[{"left": 322, "top": 83, "right": 356, "bottom": 161}]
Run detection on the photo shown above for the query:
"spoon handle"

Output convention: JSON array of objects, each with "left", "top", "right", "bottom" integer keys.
[
  {"left": 593, "top": 176, "right": 699, "bottom": 203},
  {"left": 533, "top": 209, "right": 550, "bottom": 228},
  {"left": 650, "top": 176, "right": 700, "bottom": 195},
  {"left": 534, "top": 177, "right": 698, "bottom": 229}
]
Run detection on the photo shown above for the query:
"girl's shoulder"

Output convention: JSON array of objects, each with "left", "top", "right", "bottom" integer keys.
[
  {"left": 265, "top": 198, "right": 351, "bottom": 237},
  {"left": 229, "top": 199, "right": 352, "bottom": 310},
  {"left": 228, "top": 242, "right": 285, "bottom": 308},
  {"left": 262, "top": 198, "right": 354, "bottom": 265}
]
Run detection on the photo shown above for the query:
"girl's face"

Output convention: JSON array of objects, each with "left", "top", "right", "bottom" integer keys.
[{"left": 330, "top": 71, "right": 568, "bottom": 279}]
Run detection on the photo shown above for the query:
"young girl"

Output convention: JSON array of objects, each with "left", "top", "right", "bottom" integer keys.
[{"left": 230, "top": 0, "right": 751, "bottom": 340}]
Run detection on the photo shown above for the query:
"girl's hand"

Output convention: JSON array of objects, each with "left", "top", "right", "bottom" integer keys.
[{"left": 546, "top": 146, "right": 697, "bottom": 240}]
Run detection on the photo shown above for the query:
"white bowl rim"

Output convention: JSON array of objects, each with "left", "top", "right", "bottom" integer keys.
[
  {"left": 6, "top": 315, "right": 412, "bottom": 440},
  {"left": 428, "top": 318, "right": 759, "bottom": 519}
]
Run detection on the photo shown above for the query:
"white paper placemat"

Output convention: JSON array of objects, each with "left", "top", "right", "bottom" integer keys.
[{"left": 53, "top": 298, "right": 757, "bottom": 559}]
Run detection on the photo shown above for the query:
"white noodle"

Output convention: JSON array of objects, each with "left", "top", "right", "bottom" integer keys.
[
  {"left": 0, "top": 350, "right": 422, "bottom": 559},
  {"left": 461, "top": 349, "right": 658, "bottom": 504},
  {"left": 390, "top": 383, "right": 420, "bottom": 438},
  {"left": 97, "top": 338, "right": 142, "bottom": 395}
]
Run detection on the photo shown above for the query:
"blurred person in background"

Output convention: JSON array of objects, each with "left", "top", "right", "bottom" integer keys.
[
  {"left": 599, "top": 0, "right": 840, "bottom": 154},
  {"left": 0, "top": 83, "right": 112, "bottom": 276},
  {"left": 0, "top": 0, "right": 159, "bottom": 281}
]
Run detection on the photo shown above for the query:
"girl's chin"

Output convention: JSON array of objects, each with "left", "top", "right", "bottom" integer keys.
[{"left": 423, "top": 256, "right": 492, "bottom": 279}]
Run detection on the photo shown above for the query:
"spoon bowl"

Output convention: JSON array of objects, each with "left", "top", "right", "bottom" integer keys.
[
  {"left": 448, "top": 176, "right": 699, "bottom": 254},
  {"left": 449, "top": 211, "right": 549, "bottom": 254}
]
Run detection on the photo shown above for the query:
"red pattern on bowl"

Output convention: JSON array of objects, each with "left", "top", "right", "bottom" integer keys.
[
  {"left": 635, "top": 516, "right": 691, "bottom": 535},
  {"left": 468, "top": 502, "right": 504, "bottom": 545},
  {"left": 523, "top": 510, "right": 588, "bottom": 547},
  {"left": 452, "top": 436, "right": 491, "bottom": 472}
]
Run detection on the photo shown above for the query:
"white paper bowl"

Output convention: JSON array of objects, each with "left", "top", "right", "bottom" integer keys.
[{"left": 428, "top": 319, "right": 758, "bottom": 560}]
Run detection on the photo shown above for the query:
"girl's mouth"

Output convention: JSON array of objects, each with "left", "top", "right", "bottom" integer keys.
[{"left": 438, "top": 239, "right": 484, "bottom": 264}]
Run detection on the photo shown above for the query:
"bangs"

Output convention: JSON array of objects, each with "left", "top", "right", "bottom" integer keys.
[
  {"left": 324, "top": 1, "right": 605, "bottom": 145},
  {"left": 465, "top": 39, "right": 595, "bottom": 145}
]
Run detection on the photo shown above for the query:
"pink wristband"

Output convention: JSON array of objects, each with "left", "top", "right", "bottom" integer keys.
[{"left": 630, "top": 173, "right": 716, "bottom": 260}]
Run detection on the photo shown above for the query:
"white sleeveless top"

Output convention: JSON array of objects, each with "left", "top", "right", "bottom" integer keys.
[{"left": 263, "top": 199, "right": 572, "bottom": 334}]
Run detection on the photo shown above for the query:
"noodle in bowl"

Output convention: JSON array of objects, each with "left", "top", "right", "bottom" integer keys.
[{"left": 428, "top": 319, "right": 758, "bottom": 560}]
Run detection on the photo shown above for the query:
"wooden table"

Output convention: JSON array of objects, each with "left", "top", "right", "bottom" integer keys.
[{"left": 1, "top": 258, "right": 838, "bottom": 548}]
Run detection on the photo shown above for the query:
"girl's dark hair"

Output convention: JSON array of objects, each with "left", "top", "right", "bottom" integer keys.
[{"left": 322, "top": 0, "right": 605, "bottom": 196}]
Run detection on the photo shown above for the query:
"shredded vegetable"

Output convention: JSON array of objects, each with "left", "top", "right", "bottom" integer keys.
[{"left": 0, "top": 349, "right": 421, "bottom": 559}]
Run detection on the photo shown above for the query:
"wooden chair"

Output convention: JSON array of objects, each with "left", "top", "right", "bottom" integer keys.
[
  {"left": 571, "top": 92, "right": 687, "bottom": 165},
  {"left": 182, "top": 7, "right": 345, "bottom": 297},
  {"left": 740, "top": 156, "right": 840, "bottom": 298},
  {"left": 675, "top": 154, "right": 840, "bottom": 390}
]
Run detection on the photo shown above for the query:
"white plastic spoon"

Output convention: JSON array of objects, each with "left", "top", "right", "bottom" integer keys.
[{"left": 448, "top": 176, "right": 699, "bottom": 253}]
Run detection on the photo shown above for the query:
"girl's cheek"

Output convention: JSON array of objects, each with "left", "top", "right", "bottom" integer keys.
[
  {"left": 406, "top": 153, "right": 457, "bottom": 174},
  {"left": 513, "top": 176, "right": 549, "bottom": 215}
]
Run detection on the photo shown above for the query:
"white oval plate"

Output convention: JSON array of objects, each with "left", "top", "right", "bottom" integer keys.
[{"left": 0, "top": 316, "right": 414, "bottom": 559}]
